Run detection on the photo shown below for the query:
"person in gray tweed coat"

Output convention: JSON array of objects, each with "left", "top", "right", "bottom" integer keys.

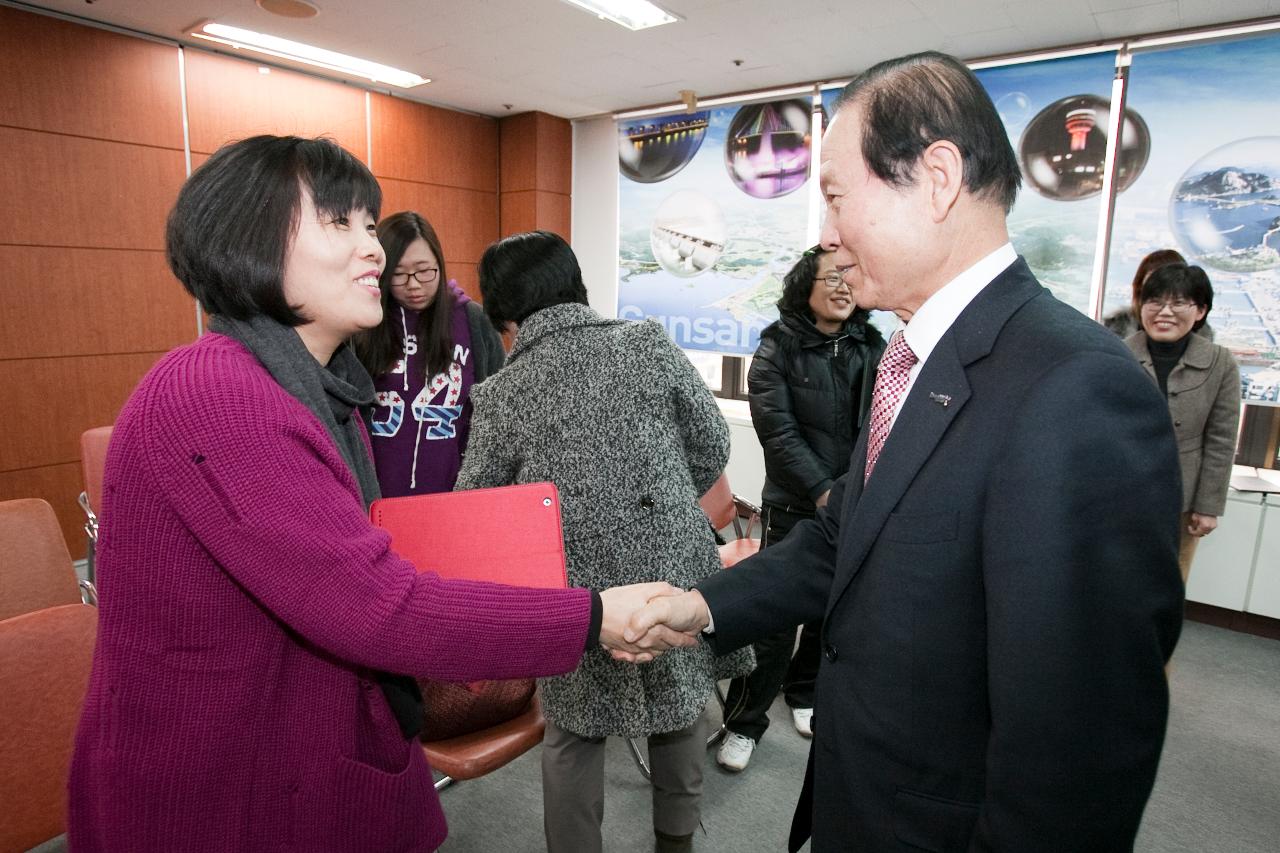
[{"left": 455, "top": 231, "right": 753, "bottom": 853}]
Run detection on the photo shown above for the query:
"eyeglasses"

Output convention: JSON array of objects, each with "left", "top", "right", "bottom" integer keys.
[
  {"left": 1141, "top": 297, "right": 1198, "bottom": 314},
  {"left": 390, "top": 267, "right": 439, "bottom": 288},
  {"left": 814, "top": 271, "right": 848, "bottom": 289}
]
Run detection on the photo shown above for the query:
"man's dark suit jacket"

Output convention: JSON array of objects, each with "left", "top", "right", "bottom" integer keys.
[{"left": 699, "top": 260, "right": 1184, "bottom": 853}]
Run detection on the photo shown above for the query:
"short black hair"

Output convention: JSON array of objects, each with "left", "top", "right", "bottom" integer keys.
[
  {"left": 1140, "top": 263, "right": 1214, "bottom": 330},
  {"left": 777, "top": 246, "right": 825, "bottom": 318},
  {"left": 777, "top": 245, "right": 872, "bottom": 328},
  {"left": 1129, "top": 248, "right": 1186, "bottom": 305},
  {"left": 478, "top": 231, "right": 588, "bottom": 329},
  {"left": 166, "top": 135, "right": 381, "bottom": 325},
  {"left": 833, "top": 51, "right": 1021, "bottom": 213}
]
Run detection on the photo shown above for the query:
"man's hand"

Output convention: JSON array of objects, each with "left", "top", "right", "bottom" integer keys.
[
  {"left": 815, "top": 489, "right": 831, "bottom": 509},
  {"left": 606, "top": 589, "right": 712, "bottom": 663},
  {"left": 599, "top": 582, "right": 698, "bottom": 663},
  {"left": 1188, "top": 512, "right": 1218, "bottom": 537}
]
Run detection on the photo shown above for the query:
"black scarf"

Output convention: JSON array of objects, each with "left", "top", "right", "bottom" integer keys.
[{"left": 211, "top": 314, "right": 424, "bottom": 739}]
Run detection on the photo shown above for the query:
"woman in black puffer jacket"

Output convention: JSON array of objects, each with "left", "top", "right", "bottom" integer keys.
[{"left": 716, "top": 245, "right": 885, "bottom": 773}]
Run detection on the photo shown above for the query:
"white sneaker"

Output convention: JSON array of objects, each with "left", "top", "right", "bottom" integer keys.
[
  {"left": 716, "top": 733, "right": 756, "bottom": 772},
  {"left": 792, "top": 707, "right": 813, "bottom": 738}
]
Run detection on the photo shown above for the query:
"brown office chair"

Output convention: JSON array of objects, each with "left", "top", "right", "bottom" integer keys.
[
  {"left": 0, "top": 498, "right": 96, "bottom": 622},
  {"left": 78, "top": 426, "right": 114, "bottom": 584},
  {"left": 423, "top": 694, "right": 547, "bottom": 791},
  {"left": 0, "top": 603, "right": 98, "bottom": 852},
  {"left": 627, "top": 473, "right": 764, "bottom": 779}
]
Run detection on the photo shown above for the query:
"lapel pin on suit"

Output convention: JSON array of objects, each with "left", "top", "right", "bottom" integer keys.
[{"left": 928, "top": 391, "right": 952, "bottom": 407}]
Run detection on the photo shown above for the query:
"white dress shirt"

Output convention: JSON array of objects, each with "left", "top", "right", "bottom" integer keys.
[
  {"left": 889, "top": 243, "right": 1017, "bottom": 431},
  {"left": 702, "top": 243, "right": 1017, "bottom": 637}
]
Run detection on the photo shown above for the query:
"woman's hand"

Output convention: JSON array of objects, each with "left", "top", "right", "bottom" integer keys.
[
  {"left": 598, "top": 582, "right": 699, "bottom": 663},
  {"left": 1188, "top": 513, "right": 1218, "bottom": 537}
]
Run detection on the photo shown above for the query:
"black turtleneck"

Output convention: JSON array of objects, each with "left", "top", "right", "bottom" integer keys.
[{"left": 1147, "top": 334, "right": 1191, "bottom": 397}]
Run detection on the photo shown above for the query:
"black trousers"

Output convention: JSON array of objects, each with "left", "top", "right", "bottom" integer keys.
[{"left": 722, "top": 504, "right": 822, "bottom": 743}]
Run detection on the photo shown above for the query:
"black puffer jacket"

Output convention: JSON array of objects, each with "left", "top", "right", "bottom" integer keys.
[{"left": 748, "top": 309, "right": 885, "bottom": 512}]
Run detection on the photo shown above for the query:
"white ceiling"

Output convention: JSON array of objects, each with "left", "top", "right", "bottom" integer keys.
[{"left": 14, "top": 0, "right": 1280, "bottom": 118}]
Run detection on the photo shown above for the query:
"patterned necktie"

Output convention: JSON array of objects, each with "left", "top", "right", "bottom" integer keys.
[{"left": 864, "top": 330, "right": 918, "bottom": 483}]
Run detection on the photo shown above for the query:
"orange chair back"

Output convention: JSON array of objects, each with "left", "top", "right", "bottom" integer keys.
[
  {"left": 79, "top": 426, "right": 113, "bottom": 518},
  {"left": 699, "top": 472, "right": 736, "bottom": 531},
  {"left": 0, "top": 603, "right": 98, "bottom": 852},
  {"left": 0, "top": 499, "right": 81, "bottom": 622}
]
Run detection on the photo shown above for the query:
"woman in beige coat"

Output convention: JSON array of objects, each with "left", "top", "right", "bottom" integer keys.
[{"left": 1126, "top": 263, "right": 1241, "bottom": 581}]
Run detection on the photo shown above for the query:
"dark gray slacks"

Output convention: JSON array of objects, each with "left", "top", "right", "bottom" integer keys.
[{"left": 542, "top": 710, "right": 708, "bottom": 853}]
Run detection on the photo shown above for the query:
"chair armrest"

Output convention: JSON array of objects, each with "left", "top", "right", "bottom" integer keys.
[
  {"left": 729, "top": 494, "right": 762, "bottom": 540},
  {"left": 78, "top": 492, "right": 99, "bottom": 544}
]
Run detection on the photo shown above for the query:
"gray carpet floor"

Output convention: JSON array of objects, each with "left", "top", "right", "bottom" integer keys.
[
  {"left": 436, "top": 620, "right": 1280, "bottom": 853},
  {"left": 31, "top": 620, "right": 1279, "bottom": 852}
]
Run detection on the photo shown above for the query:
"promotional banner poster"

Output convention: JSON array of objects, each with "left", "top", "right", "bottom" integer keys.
[
  {"left": 974, "top": 52, "right": 1123, "bottom": 315},
  {"left": 1108, "top": 34, "right": 1280, "bottom": 404},
  {"left": 616, "top": 99, "right": 816, "bottom": 355}
]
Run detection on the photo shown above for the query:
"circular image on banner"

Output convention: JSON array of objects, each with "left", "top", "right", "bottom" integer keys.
[
  {"left": 724, "top": 98, "right": 813, "bottom": 199},
  {"left": 650, "top": 190, "right": 727, "bottom": 278},
  {"left": 995, "top": 91, "right": 1031, "bottom": 128},
  {"left": 618, "top": 112, "right": 711, "bottom": 183},
  {"left": 1170, "top": 137, "right": 1280, "bottom": 273},
  {"left": 1019, "top": 94, "right": 1150, "bottom": 201}
]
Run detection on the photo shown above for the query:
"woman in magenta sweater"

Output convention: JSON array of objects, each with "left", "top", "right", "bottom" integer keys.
[{"left": 67, "top": 135, "right": 683, "bottom": 852}]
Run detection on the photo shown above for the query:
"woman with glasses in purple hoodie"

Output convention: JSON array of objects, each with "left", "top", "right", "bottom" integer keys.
[{"left": 354, "top": 210, "right": 505, "bottom": 496}]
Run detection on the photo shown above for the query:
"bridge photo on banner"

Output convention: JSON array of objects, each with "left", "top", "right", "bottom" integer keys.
[{"left": 616, "top": 98, "right": 815, "bottom": 356}]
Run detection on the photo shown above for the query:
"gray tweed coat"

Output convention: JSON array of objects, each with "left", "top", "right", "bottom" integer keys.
[{"left": 455, "top": 303, "right": 753, "bottom": 738}]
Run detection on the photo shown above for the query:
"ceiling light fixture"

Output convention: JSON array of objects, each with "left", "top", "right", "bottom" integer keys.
[
  {"left": 188, "top": 21, "right": 429, "bottom": 88},
  {"left": 256, "top": 0, "right": 319, "bottom": 19},
  {"left": 1128, "top": 17, "right": 1280, "bottom": 50},
  {"left": 560, "top": 0, "right": 678, "bottom": 32}
]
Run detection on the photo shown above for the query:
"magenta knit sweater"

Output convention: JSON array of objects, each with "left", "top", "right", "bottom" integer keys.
[{"left": 67, "top": 333, "right": 591, "bottom": 852}]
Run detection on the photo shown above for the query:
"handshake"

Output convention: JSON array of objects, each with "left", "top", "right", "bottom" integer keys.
[{"left": 597, "top": 582, "right": 713, "bottom": 663}]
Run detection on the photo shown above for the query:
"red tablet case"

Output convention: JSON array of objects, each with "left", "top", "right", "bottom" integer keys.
[{"left": 369, "top": 482, "right": 568, "bottom": 589}]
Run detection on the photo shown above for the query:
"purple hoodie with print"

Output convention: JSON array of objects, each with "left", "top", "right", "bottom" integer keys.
[{"left": 368, "top": 282, "right": 477, "bottom": 496}]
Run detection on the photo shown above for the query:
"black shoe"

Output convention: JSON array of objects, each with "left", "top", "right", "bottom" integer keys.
[{"left": 655, "top": 829, "right": 694, "bottom": 853}]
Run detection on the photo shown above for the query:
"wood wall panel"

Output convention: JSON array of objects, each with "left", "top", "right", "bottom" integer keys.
[
  {"left": 184, "top": 50, "right": 368, "bottom": 159},
  {"left": 379, "top": 178, "right": 498, "bottom": 265},
  {"left": 0, "top": 7, "right": 184, "bottom": 149},
  {"left": 499, "top": 190, "right": 571, "bottom": 240},
  {"left": 499, "top": 112, "right": 572, "bottom": 194},
  {"left": 371, "top": 95, "right": 497, "bottom": 192},
  {"left": 0, "top": 463, "right": 90, "bottom": 561},
  {"left": 0, "top": 353, "right": 163, "bottom": 473},
  {"left": 0, "top": 128, "right": 185, "bottom": 250},
  {"left": 499, "top": 191, "right": 537, "bottom": 238},
  {"left": 535, "top": 190, "right": 572, "bottom": 240},
  {"left": 0, "top": 247, "right": 192, "bottom": 359},
  {"left": 450, "top": 262, "right": 481, "bottom": 303},
  {"left": 533, "top": 113, "right": 573, "bottom": 196},
  {"left": 498, "top": 113, "right": 538, "bottom": 194}
]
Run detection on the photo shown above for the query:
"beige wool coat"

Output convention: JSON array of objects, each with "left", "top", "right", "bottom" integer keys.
[
  {"left": 455, "top": 302, "right": 753, "bottom": 738},
  {"left": 1126, "top": 331, "right": 1241, "bottom": 515}
]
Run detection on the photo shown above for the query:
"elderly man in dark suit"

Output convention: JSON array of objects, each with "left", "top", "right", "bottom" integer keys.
[{"left": 623, "top": 51, "right": 1184, "bottom": 853}]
